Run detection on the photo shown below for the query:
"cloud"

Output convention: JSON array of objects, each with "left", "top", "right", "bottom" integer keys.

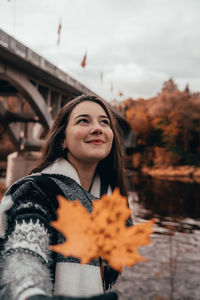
[
  {"left": 105, "top": 63, "right": 167, "bottom": 98},
  {"left": 1, "top": 0, "right": 200, "bottom": 101}
]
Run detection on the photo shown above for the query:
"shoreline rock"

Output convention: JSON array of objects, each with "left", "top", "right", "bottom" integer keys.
[{"left": 141, "top": 166, "right": 200, "bottom": 183}]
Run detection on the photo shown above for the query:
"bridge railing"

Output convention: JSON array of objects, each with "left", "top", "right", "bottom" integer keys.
[{"left": 0, "top": 28, "right": 92, "bottom": 95}]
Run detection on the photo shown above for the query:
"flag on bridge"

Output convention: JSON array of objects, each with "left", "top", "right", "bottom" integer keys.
[
  {"left": 110, "top": 81, "right": 113, "bottom": 92},
  {"left": 57, "top": 20, "right": 62, "bottom": 45},
  {"left": 118, "top": 90, "right": 123, "bottom": 97},
  {"left": 100, "top": 72, "right": 103, "bottom": 84},
  {"left": 81, "top": 52, "right": 87, "bottom": 68}
]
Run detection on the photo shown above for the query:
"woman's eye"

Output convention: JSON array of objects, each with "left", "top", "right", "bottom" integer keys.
[
  {"left": 78, "top": 118, "right": 88, "bottom": 124},
  {"left": 101, "top": 119, "right": 110, "bottom": 125}
]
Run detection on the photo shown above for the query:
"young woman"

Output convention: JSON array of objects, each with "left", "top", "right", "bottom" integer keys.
[{"left": 0, "top": 95, "right": 129, "bottom": 300}]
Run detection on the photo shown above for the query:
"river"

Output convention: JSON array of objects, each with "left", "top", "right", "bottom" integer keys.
[{"left": 114, "top": 172, "right": 200, "bottom": 300}]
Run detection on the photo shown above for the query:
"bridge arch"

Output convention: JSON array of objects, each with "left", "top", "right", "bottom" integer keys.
[{"left": 0, "top": 63, "right": 53, "bottom": 130}]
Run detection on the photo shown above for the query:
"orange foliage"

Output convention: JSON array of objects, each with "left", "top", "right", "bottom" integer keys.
[
  {"left": 50, "top": 189, "right": 154, "bottom": 272},
  {"left": 119, "top": 80, "right": 200, "bottom": 167},
  {"left": 126, "top": 103, "right": 153, "bottom": 146}
]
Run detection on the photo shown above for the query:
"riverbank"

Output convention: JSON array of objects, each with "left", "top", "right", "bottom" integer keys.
[{"left": 141, "top": 165, "right": 200, "bottom": 183}]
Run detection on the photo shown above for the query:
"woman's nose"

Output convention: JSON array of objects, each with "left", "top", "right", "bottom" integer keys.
[{"left": 89, "top": 124, "right": 103, "bottom": 134}]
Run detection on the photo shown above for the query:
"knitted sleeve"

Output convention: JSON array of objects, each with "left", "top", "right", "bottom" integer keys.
[{"left": 0, "top": 179, "right": 57, "bottom": 300}]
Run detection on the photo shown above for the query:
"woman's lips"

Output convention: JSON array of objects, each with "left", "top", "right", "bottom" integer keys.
[{"left": 86, "top": 139, "right": 104, "bottom": 145}]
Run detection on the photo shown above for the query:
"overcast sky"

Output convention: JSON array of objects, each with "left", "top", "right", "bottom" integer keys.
[{"left": 1, "top": 0, "right": 200, "bottom": 102}]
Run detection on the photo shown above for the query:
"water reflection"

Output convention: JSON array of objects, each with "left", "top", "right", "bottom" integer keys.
[
  {"left": 128, "top": 172, "right": 200, "bottom": 233},
  {"left": 114, "top": 172, "right": 200, "bottom": 299}
]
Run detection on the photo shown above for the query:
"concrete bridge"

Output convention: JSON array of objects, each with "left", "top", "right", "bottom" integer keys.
[{"left": 0, "top": 28, "right": 135, "bottom": 186}]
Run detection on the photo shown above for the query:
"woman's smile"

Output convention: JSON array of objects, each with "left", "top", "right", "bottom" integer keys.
[{"left": 86, "top": 139, "right": 105, "bottom": 145}]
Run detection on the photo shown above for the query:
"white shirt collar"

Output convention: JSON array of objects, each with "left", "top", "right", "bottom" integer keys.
[
  {"left": 42, "top": 158, "right": 81, "bottom": 184},
  {"left": 41, "top": 158, "right": 101, "bottom": 197}
]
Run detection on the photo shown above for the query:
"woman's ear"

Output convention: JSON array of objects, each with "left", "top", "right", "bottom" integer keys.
[
  {"left": 61, "top": 138, "right": 68, "bottom": 158},
  {"left": 62, "top": 138, "right": 67, "bottom": 149}
]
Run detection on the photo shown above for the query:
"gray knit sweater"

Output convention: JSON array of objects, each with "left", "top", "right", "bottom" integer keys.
[{"left": 0, "top": 159, "right": 106, "bottom": 300}]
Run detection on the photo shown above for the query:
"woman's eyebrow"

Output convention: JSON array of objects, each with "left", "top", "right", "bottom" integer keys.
[
  {"left": 100, "top": 115, "right": 109, "bottom": 119},
  {"left": 75, "top": 114, "right": 89, "bottom": 119},
  {"left": 74, "top": 114, "right": 109, "bottom": 119}
]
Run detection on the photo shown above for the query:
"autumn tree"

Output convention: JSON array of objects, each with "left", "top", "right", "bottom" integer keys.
[{"left": 119, "top": 79, "right": 200, "bottom": 168}]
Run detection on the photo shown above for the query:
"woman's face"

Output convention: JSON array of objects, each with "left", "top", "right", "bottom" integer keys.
[{"left": 64, "top": 101, "right": 114, "bottom": 167}]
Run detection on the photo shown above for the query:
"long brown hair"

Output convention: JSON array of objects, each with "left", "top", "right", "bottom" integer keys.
[{"left": 30, "top": 95, "right": 127, "bottom": 196}]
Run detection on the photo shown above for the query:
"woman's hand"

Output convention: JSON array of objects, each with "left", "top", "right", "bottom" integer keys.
[{"left": 27, "top": 291, "right": 118, "bottom": 300}]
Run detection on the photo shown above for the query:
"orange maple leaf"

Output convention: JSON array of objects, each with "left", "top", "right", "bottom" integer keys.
[{"left": 50, "top": 188, "right": 154, "bottom": 272}]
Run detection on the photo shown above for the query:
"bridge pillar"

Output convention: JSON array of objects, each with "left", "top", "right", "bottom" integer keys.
[{"left": 6, "top": 152, "right": 40, "bottom": 187}]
